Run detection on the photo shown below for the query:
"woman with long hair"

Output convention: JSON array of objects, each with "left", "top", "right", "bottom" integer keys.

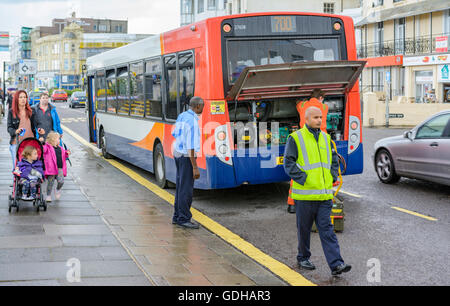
[{"left": 6, "top": 90, "right": 43, "bottom": 169}]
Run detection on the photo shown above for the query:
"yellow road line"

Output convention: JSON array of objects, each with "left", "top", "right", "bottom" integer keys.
[
  {"left": 61, "top": 124, "right": 316, "bottom": 286},
  {"left": 333, "top": 188, "right": 362, "bottom": 198},
  {"left": 391, "top": 207, "right": 438, "bottom": 221}
]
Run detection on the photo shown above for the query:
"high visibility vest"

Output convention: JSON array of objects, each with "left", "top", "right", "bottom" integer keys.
[
  {"left": 289, "top": 126, "right": 334, "bottom": 201},
  {"left": 297, "top": 98, "right": 329, "bottom": 133}
]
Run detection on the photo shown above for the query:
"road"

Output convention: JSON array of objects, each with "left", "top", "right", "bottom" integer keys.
[{"left": 56, "top": 102, "right": 450, "bottom": 286}]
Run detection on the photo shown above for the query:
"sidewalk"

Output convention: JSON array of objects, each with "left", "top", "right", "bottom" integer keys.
[{"left": 0, "top": 117, "right": 286, "bottom": 286}]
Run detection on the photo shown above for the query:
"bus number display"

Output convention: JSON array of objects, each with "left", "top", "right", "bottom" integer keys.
[{"left": 271, "top": 16, "right": 296, "bottom": 33}]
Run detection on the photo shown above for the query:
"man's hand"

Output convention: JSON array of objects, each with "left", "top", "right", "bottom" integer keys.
[
  {"left": 38, "top": 128, "right": 45, "bottom": 135},
  {"left": 193, "top": 166, "right": 200, "bottom": 180}
]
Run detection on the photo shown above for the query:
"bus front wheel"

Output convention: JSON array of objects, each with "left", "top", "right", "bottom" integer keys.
[
  {"left": 100, "top": 128, "right": 113, "bottom": 159},
  {"left": 154, "top": 143, "right": 168, "bottom": 189}
]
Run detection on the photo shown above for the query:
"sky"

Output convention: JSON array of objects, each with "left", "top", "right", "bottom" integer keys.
[{"left": 0, "top": 0, "right": 180, "bottom": 77}]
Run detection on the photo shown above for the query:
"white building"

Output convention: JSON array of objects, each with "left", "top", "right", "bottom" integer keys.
[{"left": 180, "top": 0, "right": 362, "bottom": 26}]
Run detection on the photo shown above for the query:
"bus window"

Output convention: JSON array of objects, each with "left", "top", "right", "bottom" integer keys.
[
  {"left": 106, "top": 69, "right": 116, "bottom": 113},
  {"left": 145, "top": 58, "right": 162, "bottom": 118},
  {"left": 164, "top": 55, "right": 178, "bottom": 120},
  {"left": 130, "top": 62, "right": 144, "bottom": 117},
  {"left": 226, "top": 38, "right": 340, "bottom": 84},
  {"left": 117, "top": 67, "right": 130, "bottom": 115},
  {"left": 178, "top": 52, "right": 194, "bottom": 112},
  {"left": 95, "top": 70, "right": 106, "bottom": 112}
]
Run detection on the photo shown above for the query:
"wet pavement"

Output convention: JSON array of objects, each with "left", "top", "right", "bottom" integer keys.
[{"left": 0, "top": 114, "right": 286, "bottom": 286}]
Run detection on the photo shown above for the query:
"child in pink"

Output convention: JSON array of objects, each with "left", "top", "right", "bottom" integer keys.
[{"left": 43, "top": 132, "right": 70, "bottom": 202}]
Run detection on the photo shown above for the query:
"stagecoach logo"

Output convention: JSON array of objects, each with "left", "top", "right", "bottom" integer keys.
[{"left": 211, "top": 101, "right": 225, "bottom": 115}]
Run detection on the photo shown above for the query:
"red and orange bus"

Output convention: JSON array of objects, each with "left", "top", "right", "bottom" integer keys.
[{"left": 86, "top": 12, "right": 365, "bottom": 189}]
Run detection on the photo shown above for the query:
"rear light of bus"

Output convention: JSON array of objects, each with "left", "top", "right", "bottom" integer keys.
[
  {"left": 215, "top": 125, "right": 233, "bottom": 166},
  {"left": 348, "top": 116, "right": 360, "bottom": 155}
]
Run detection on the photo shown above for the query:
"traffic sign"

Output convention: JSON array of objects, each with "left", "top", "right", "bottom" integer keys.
[{"left": 389, "top": 113, "right": 404, "bottom": 119}]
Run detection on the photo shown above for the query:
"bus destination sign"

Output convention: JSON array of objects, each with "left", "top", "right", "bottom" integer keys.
[{"left": 271, "top": 16, "right": 297, "bottom": 33}]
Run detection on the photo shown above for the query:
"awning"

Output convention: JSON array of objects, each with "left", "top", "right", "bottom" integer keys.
[
  {"left": 226, "top": 60, "right": 366, "bottom": 101},
  {"left": 356, "top": 0, "right": 450, "bottom": 27}
]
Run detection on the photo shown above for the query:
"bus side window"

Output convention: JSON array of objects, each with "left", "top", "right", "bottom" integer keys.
[
  {"left": 117, "top": 66, "right": 130, "bottom": 115},
  {"left": 178, "top": 52, "right": 194, "bottom": 112},
  {"left": 145, "top": 58, "right": 163, "bottom": 118},
  {"left": 95, "top": 71, "right": 106, "bottom": 112},
  {"left": 164, "top": 55, "right": 178, "bottom": 120},
  {"left": 106, "top": 69, "right": 117, "bottom": 114},
  {"left": 130, "top": 61, "right": 144, "bottom": 117}
]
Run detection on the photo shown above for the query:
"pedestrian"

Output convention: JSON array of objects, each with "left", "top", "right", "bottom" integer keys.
[
  {"left": 7, "top": 90, "right": 44, "bottom": 170},
  {"left": 15, "top": 146, "right": 44, "bottom": 200},
  {"left": 43, "top": 131, "right": 70, "bottom": 202},
  {"left": 6, "top": 88, "right": 16, "bottom": 110},
  {"left": 31, "top": 92, "right": 63, "bottom": 143},
  {"left": 171, "top": 96, "right": 204, "bottom": 229},
  {"left": 283, "top": 106, "right": 351, "bottom": 276}
]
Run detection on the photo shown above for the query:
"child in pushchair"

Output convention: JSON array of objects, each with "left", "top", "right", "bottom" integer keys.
[{"left": 8, "top": 137, "right": 47, "bottom": 213}]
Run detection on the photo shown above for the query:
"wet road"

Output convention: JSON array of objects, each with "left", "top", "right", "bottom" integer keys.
[{"left": 56, "top": 102, "right": 450, "bottom": 286}]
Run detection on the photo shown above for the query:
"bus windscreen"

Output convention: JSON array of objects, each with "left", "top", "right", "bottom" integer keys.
[{"left": 226, "top": 37, "right": 341, "bottom": 84}]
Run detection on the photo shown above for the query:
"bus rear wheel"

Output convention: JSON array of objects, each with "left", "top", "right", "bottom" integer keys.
[
  {"left": 154, "top": 143, "right": 169, "bottom": 189},
  {"left": 100, "top": 128, "right": 113, "bottom": 159}
]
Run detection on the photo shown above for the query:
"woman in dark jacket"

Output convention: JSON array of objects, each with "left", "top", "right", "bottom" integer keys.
[{"left": 7, "top": 90, "right": 43, "bottom": 170}]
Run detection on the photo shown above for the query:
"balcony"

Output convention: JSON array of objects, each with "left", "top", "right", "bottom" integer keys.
[{"left": 357, "top": 33, "right": 449, "bottom": 59}]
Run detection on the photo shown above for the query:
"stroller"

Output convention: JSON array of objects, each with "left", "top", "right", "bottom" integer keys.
[{"left": 8, "top": 137, "right": 47, "bottom": 213}]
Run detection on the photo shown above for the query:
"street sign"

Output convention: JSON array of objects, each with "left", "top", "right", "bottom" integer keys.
[
  {"left": 18, "top": 59, "right": 37, "bottom": 75},
  {"left": 389, "top": 113, "right": 404, "bottom": 119},
  {"left": 385, "top": 71, "right": 391, "bottom": 82}
]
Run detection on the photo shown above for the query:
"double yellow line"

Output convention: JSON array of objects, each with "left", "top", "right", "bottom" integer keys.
[{"left": 61, "top": 124, "right": 316, "bottom": 286}]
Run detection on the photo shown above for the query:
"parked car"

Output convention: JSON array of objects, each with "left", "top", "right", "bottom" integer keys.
[
  {"left": 28, "top": 91, "right": 43, "bottom": 106},
  {"left": 68, "top": 91, "right": 87, "bottom": 108},
  {"left": 36, "top": 87, "right": 48, "bottom": 94},
  {"left": 373, "top": 110, "right": 450, "bottom": 186},
  {"left": 51, "top": 89, "right": 68, "bottom": 102}
]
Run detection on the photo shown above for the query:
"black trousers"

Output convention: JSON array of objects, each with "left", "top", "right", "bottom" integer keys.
[
  {"left": 295, "top": 199, "right": 344, "bottom": 270},
  {"left": 172, "top": 156, "right": 194, "bottom": 224}
]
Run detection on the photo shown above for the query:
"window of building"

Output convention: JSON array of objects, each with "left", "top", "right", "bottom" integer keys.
[
  {"left": 393, "top": 0, "right": 403, "bottom": 3},
  {"left": 197, "top": 0, "right": 205, "bottom": 13},
  {"left": 164, "top": 54, "right": 178, "bottom": 120},
  {"left": 95, "top": 70, "right": 106, "bottom": 112},
  {"left": 415, "top": 70, "right": 433, "bottom": 103},
  {"left": 93, "top": 25, "right": 97, "bottom": 31},
  {"left": 52, "top": 60, "right": 60, "bottom": 70},
  {"left": 64, "top": 42, "right": 69, "bottom": 53},
  {"left": 375, "top": 0, "right": 383, "bottom": 6},
  {"left": 178, "top": 52, "right": 195, "bottom": 112},
  {"left": 53, "top": 43, "right": 59, "bottom": 54},
  {"left": 145, "top": 58, "right": 163, "bottom": 118},
  {"left": 208, "top": 0, "right": 216, "bottom": 10},
  {"left": 99, "top": 24, "right": 107, "bottom": 32},
  {"left": 64, "top": 59, "right": 69, "bottom": 70},
  {"left": 106, "top": 69, "right": 117, "bottom": 113},
  {"left": 71, "top": 59, "right": 76, "bottom": 71},
  {"left": 130, "top": 61, "right": 145, "bottom": 117},
  {"left": 394, "top": 18, "right": 405, "bottom": 54},
  {"left": 72, "top": 43, "right": 76, "bottom": 53},
  {"left": 323, "top": 3, "right": 335, "bottom": 14},
  {"left": 444, "top": 9, "right": 450, "bottom": 34},
  {"left": 115, "top": 25, "right": 123, "bottom": 33},
  {"left": 116, "top": 67, "right": 130, "bottom": 115},
  {"left": 374, "top": 22, "right": 384, "bottom": 56}
]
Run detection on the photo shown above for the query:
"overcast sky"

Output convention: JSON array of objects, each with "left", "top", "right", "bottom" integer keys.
[{"left": 0, "top": 0, "right": 180, "bottom": 74}]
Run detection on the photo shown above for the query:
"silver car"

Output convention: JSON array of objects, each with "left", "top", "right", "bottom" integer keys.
[{"left": 373, "top": 110, "right": 450, "bottom": 186}]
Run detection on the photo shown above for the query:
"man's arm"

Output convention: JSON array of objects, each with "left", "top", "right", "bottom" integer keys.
[
  {"left": 283, "top": 136, "right": 307, "bottom": 185},
  {"left": 330, "top": 149, "right": 339, "bottom": 183},
  {"left": 188, "top": 149, "right": 200, "bottom": 180}
]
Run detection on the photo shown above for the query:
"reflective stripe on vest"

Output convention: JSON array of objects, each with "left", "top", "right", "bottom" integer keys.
[
  {"left": 295, "top": 130, "right": 331, "bottom": 171},
  {"left": 291, "top": 188, "right": 334, "bottom": 195}
]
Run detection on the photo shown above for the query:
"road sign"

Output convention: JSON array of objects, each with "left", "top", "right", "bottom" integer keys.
[
  {"left": 385, "top": 71, "right": 391, "bottom": 82},
  {"left": 18, "top": 59, "right": 37, "bottom": 75},
  {"left": 389, "top": 113, "right": 404, "bottom": 119}
]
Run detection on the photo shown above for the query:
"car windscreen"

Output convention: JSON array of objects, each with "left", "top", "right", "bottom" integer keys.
[{"left": 226, "top": 37, "right": 341, "bottom": 84}]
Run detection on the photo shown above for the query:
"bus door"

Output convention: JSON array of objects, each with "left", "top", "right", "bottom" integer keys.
[{"left": 87, "top": 75, "right": 97, "bottom": 143}]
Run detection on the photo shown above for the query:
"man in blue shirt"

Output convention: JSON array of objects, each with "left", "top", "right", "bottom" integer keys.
[{"left": 171, "top": 96, "right": 204, "bottom": 229}]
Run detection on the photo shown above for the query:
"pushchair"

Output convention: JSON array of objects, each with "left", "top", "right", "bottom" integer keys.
[{"left": 8, "top": 137, "right": 47, "bottom": 213}]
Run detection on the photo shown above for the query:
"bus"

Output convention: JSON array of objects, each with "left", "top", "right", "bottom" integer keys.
[{"left": 86, "top": 12, "right": 365, "bottom": 190}]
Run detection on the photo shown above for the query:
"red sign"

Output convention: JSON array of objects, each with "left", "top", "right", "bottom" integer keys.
[{"left": 436, "top": 36, "right": 448, "bottom": 53}]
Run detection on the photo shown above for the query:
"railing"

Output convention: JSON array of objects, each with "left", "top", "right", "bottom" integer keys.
[{"left": 357, "top": 33, "right": 450, "bottom": 58}]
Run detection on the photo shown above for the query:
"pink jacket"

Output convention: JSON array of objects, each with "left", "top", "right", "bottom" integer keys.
[{"left": 43, "top": 143, "right": 68, "bottom": 177}]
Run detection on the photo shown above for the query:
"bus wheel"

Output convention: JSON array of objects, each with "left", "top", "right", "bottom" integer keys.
[
  {"left": 154, "top": 143, "right": 168, "bottom": 189},
  {"left": 100, "top": 128, "right": 113, "bottom": 159}
]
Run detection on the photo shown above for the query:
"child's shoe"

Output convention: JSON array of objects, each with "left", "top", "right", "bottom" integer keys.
[
  {"left": 55, "top": 189, "right": 61, "bottom": 200},
  {"left": 46, "top": 195, "right": 52, "bottom": 202}
]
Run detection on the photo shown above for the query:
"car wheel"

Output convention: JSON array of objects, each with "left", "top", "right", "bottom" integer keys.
[
  {"left": 154, "top": 143, "right": 168, "bottom": 189},
  {"left": 375, "top": 149, "right": 400, "bottom": 184},
  {"left": 100, "top": 128, "right": 113, "bottom": 159}
]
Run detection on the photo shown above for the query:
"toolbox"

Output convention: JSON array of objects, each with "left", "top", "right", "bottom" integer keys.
[{"left": 312, "top": 196, "right": 344, "bottom": 233}]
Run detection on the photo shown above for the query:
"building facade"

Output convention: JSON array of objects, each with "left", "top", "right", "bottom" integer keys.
[
  {"left": 357, "top": 0, "right": 450, "bottom": 103},
  {"left": 33, "top": 23, "right": 149, "bottom": 90},
  {"left": 180, "top": 0, "right": 361, "bottom": 26}
]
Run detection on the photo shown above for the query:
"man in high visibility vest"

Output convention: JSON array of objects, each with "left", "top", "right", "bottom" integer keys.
[
  {"left": 287, "top": 89, "right": 329, "bottom": 213},
  {"left": 283, "top": 106, "right": 351, "bottom": 276}
]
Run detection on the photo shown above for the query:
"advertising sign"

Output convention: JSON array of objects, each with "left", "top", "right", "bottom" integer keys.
[
  {"left": 435, "top": 36, "right": 448, "bottom": 53},
  {"left": 438, "top": 64, "right": 450, "bottom": 82},
  {"left": 403, "top": 54, "right": 450, "bottom": 66},
  {"left": 0, "top": 31, "right": 9, "bottom": 51}
]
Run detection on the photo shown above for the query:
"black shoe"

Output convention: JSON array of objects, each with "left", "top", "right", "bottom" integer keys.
[
  {"left": 298, "top": 259, "right": 316, "bottom": 270},
  {"left": 177, "top": 221, "right": 200, "bottom": 229},
  {"left": 172, "top": 220, "right": 177, "bottom": 225},
  {"left": 331, "top": 263, "right": 352, "bottom": 276},
  {"left": 287, "top": 205, "right": 296, "bottom": 214}
]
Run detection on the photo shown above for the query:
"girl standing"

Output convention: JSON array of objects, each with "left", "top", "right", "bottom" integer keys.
[{"left": 43, "top": 131, "right": 70, "bottom": 202}]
